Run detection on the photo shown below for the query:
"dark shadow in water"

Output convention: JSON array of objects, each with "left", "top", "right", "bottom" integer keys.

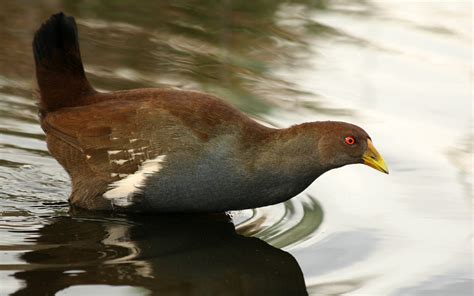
[{"left": 11, "top": 210, "right": 307, "bottom": 295}]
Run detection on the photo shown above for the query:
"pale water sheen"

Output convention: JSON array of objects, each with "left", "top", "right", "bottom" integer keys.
[{"left": 0, "top": 1, "right": 472, "bottom": 295}]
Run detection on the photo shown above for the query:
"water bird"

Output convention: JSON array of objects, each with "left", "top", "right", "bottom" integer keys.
[{"left": 33, "top": 12, "right": 388, "bottom": 212}]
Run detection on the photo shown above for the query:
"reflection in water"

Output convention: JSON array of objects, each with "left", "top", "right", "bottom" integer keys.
[{"left": 10, "top": 211, "right": 307, "bottom": 295}]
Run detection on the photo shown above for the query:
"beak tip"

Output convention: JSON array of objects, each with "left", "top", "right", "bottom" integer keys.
[{"left": 362, "top": 139, "right": 389, "bottom": 175}]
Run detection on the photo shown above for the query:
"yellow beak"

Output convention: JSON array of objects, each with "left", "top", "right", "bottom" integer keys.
[{"left": 362, "top": 139, "right": 389, "bottom": 174}]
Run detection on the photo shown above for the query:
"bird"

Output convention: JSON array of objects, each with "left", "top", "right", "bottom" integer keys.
[{"left": 33, "top": 12, "right": 388, "bottom": 212}]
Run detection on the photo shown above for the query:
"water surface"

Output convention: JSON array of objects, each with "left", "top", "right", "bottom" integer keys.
[{"left": 0, "top": 1, "right": 472, "bottom": 295}]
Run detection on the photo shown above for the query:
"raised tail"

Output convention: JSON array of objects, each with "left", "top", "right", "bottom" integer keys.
[{"left": 33, "top": 12, "right": 95, "bottom": 112}]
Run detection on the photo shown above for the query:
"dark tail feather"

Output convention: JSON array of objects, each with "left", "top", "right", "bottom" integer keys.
[{"left": 33, "top": 12, "right": 94, "bottom": 112}]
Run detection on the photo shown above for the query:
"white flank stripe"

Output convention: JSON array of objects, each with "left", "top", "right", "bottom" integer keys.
[
  {"left": 107, "top": 150, "right": 122, "bottom": 156},
  {"left": 103, "top": 155, "right": 166, "bottom": 207},
  {"left": 111, "top": 159, "right": 129, "bottom": 165}
]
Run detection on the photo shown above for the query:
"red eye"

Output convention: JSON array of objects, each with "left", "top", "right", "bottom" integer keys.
[{"left": 345, "top": 136, "right": 355, "bottom": 145}]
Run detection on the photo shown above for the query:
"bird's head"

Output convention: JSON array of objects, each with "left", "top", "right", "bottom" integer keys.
[{"left": 315, "top": 121, "right": 389, "bottom": 174}]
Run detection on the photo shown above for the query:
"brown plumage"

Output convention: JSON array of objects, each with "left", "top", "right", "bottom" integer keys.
[{"left": 33, "top": 13, "right": 388, "bottom": 212}]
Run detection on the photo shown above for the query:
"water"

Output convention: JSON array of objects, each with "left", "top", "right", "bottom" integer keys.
[{"left": 0, "top": 1, "right": 472, "bottom": 295}]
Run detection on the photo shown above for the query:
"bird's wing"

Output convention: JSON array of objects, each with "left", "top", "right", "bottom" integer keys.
[{"left": 42, "top": 99, "right": 167, "bottom": 181}]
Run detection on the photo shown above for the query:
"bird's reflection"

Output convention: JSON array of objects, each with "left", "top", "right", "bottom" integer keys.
[{"left": 12, "top": 210, "right": 307, "bottom": 295}]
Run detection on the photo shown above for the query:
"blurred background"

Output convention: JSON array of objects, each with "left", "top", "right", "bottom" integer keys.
[{"left": 0, "top": 0, "right": 472, "bottom": 295}]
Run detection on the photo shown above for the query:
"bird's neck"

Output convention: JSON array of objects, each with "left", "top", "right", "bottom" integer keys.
[
  {"left": 256, "top": 124, "right": 321, "bottom": 170},
  {"left": 240, "top": 123, "right": 327, "bottom": 206}
]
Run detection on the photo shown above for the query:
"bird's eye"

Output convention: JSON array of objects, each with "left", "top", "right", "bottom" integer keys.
[{"left": 344, "top": 136, "right": 356, "bottom": 145}]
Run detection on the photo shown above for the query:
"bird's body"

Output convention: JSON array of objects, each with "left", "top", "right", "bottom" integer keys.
[
  {"left": 33, "top": 13, "right": 388, "bottom": 212},
  {"left": 41, "top": 88, "right": 332, "bottom": 211}
]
